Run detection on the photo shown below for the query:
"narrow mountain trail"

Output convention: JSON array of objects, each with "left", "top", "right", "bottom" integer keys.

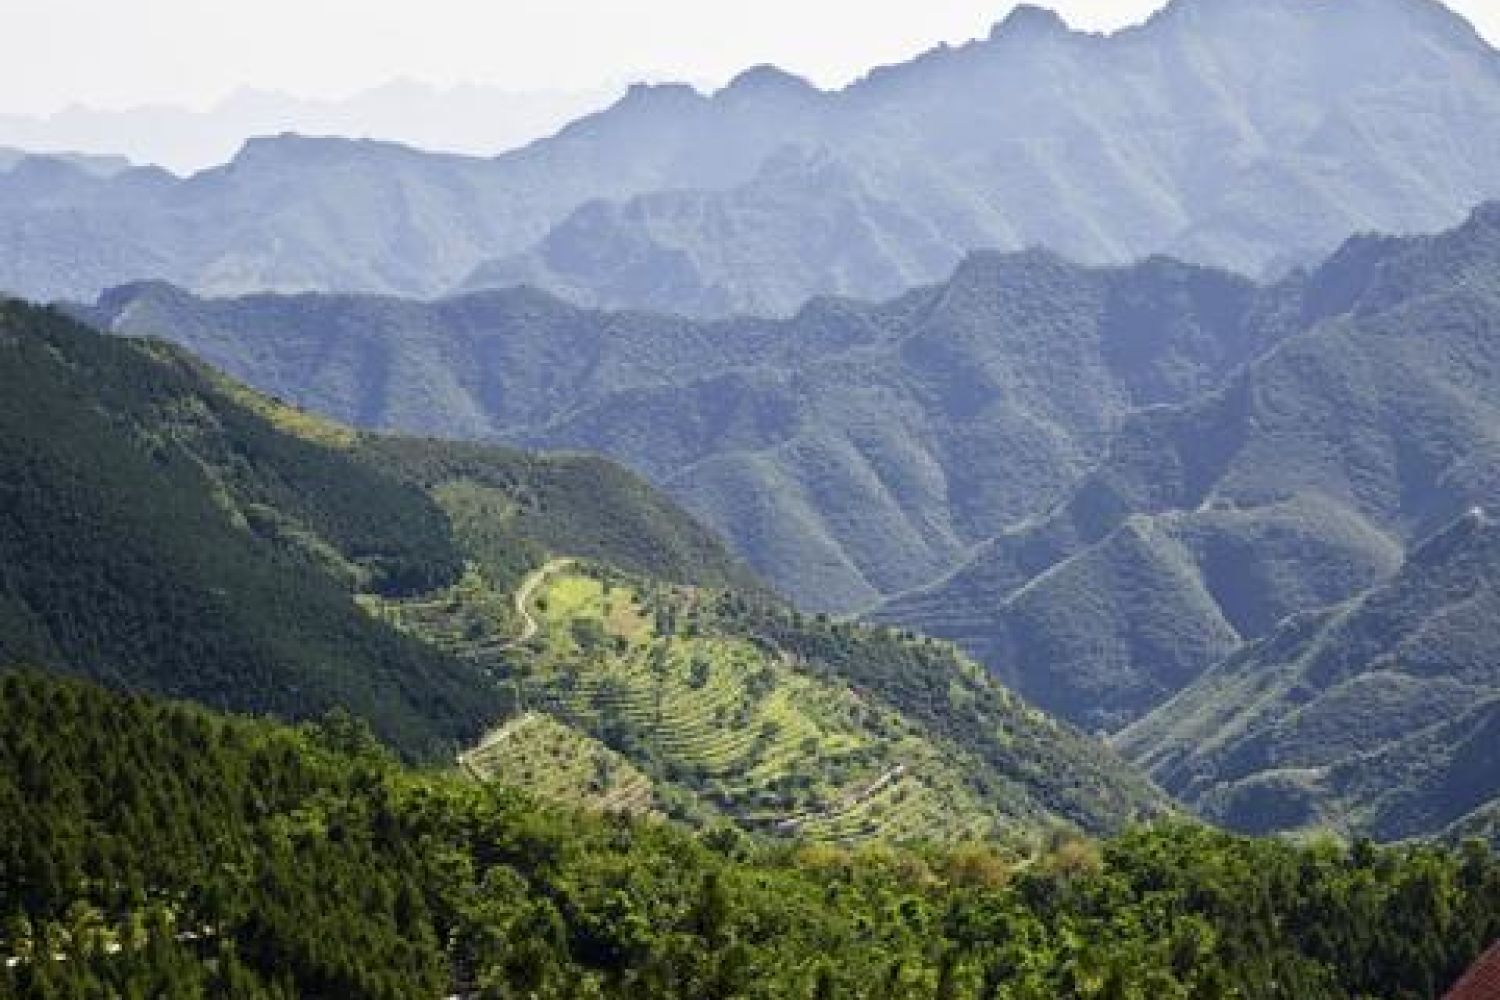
[
  {"left": 458, "top": 559, "right": 573, "bottom": 776},
  {"left": 504, "top": 557, "right": 574, "bottom": 649}
]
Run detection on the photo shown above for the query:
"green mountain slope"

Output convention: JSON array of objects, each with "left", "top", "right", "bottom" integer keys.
[
  {"left": 393, "top": 560, "right": 1162, "bottom": 839},
  {"left": 85, "top": 202, "right": 1500, "bottom": 850},
  {"left": 90, "top": 250, "right": 1295, "bottom": 612},
  {"left": 5, "top": 670, "right": 1498, "bottom": 999},
  {"left": 0, "top": 298, "right": 1162, "bottom": 839},
  {"left": 877, "top": 203, "right": 1500, "bottom": 732},
  {"left": 0, "top": 299, "right": 758, "bottom": 757},
  {"left": 1118, "top": 510, "right": 1500, "bottom": 841}
]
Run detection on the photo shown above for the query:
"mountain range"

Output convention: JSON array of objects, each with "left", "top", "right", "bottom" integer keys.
[
  {"left": 87, "top": 202, "right": 1500, "bottom": 842},
  {"left": 878, "top": 202, "right": 1500, "bottom": 733},
  {"left": 85, "top": 249, "right": 1294, "bottom": 612},
  {"left": 0, "top": 81, "right": 617, "bottom": 174},
  {"left": 6, "top": 1, "right": 1500, "bottom": 991},
  {"left": 8, "top": 0, "right": 1500, "bottom": 854},
  {"left": 7, "top": 0, "right": 1500, "bottom": 317},
  {"left": 1118, "top": 508, "right": 1500, "bottom": 842},
  {"left": 0, "top": 295, "right": 1161, "bottom": 837}
]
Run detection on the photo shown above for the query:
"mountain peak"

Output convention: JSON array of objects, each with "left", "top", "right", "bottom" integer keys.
[
  {"left": 1146, "top": 0, "right": 1485, "bottom": 37},
  {"left": 227, "top": 133, "right": 410, "bottom": 170},
  {"left": 721, "top": 64, "right": 820, "bottom": 99},
  {"left": 990, "top": 4, "right": 1071, "bottom": 40},
  {"left": 618, "top": 81, "right": 707, "bottom": 109}
]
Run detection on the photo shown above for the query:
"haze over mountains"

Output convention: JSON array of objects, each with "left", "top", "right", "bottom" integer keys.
[
  {"left": 0, "top": 82, "right": 618, "bottom": 174},
  {"left": 877, "top": 203, "right": 1500, "bottom": 732},
  {"left": 8, "top": 0, "right": 1500, "bottom": 849},
  {"left": 6, "top": 0, "right": 1500, "bottom": 315},
  {"left": 88, "top": 249, "right": 1287, "bottom": 611},
  {"left": 7, "top": 1, "right": 1500, "bottom": 992}
]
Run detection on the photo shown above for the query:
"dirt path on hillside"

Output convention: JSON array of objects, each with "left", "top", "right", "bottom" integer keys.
[{"left": 503, "top": 558, "right": 574, "bottom": 649}]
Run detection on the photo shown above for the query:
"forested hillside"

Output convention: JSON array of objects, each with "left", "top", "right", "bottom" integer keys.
[
  {"left": 878, "top": 204, "right": 1500, "bottom": 732},
  {"left": 0, "top": 297, "right": 1163, "bottom": 840},
  {"left": 380, "top": 560, "right": 1162, "bottom": 840},
  {"left": 89, "top": 249, "right": 1298, "bottom": 611},
  {"left": 0, "top": 298, "right": 758, "bottom": 756},
  {"left": 3, "top": 671, "right": 1497, "bottom": 999},
  {"left": 8, "top": 0, "right": 1500, "bottom": 992},
  {"left": 81, "top": 203, "right": 1500, "bottom": 844},
  {"left": 1119, "top": 509, "right": 1500, "bottom": 842}
]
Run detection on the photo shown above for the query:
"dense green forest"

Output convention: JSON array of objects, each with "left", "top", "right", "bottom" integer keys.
[{"left": 1, "top": 672, "right": 1496, "bottom": 999}]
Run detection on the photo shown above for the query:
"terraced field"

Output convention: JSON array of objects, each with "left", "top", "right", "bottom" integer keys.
[
  {"left": 357, "top": 569, "right": 510, "bottom": 679},
  {"left": 460, "top": 712, "right": 656, "bottom": 816},
  {"left": 369, "top": 562, "right": 1019, "bottom": 842}
]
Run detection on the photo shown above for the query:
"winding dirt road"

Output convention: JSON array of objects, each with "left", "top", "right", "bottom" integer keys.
[{"left": 503, "top": 557, "right": 573, "bottom": 649}]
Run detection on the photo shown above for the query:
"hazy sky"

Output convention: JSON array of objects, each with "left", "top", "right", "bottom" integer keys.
[{"left": 5, "top": 0, "right": 1497, "bottom": 115}]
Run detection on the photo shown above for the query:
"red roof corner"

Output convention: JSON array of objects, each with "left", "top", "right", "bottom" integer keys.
[{"left": 1446, "top": 942, "right": 1500, "bottom": 1000}]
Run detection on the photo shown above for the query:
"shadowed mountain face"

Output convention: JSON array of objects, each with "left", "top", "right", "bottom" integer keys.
[
  {"left": 88, "top": 250, "right": 1300, "bottom": 612},
  {"left": 876, "top": 204, "right": 1500, "bottom": 731},
  {"left": 7, "top": 0, "right": 1500, "bottom": 315},
  {"left": 1117, "top": 510, "right": 1500, "bottom": 843}
]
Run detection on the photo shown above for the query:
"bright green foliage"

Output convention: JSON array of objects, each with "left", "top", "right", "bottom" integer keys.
[
  {"left": 2, "top": 672, "right": 1498, "bottom": 999},
  {"left": 376, "top": 563, "right": 1164, "bottom": 841},
  {"left": 460, "top": 711, "right": 657, "bottom": 816}
]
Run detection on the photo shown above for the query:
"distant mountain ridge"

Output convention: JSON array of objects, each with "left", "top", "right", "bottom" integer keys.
[
  {"left": 88, "top": 247, "right": 1301, "bottom": 612},
  {"left": 0, "top": 82, "right": 617, "bottom": 174},
  {"left": 1118, "top": 508, "right": 1500, "bottom": 842},
  {"left": 876, "top": 202, "right": 1500, "bottom": 730},
  {"left": 7, "top": 0, "right": 1500, "bottom": 315},
  {"left": 88, "top": 203, "right": 1500, "bottom": 847}
]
